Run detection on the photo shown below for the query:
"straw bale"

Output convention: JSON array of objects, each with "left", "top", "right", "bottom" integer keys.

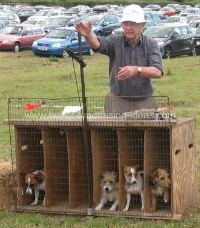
[{"left": 0, "top": 160, "right": 16, "bottom": 211}]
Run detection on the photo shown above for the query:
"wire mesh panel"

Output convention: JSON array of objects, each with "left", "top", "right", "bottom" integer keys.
[
  {"left": 91, "top": 128, "right": 119, "bottom": 215},
  {"left": 15, "top": 126, "right": 44, "bottom": 207},
  {"left": 7, "top": 96, "right": 173, "bottom": 123},
  {"left": 118, "top": 128, "right": 145, "bottom": 215},
  {"left": 144, "top": 128, "right": 171, "bottom": 218}
]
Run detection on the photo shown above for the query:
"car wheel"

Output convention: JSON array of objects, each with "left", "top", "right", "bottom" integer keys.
[
  {"left": 14, "top": 43, "right": 20, "bottom": 53},
  {"left": 164, "top": 47, "right": 172, "bottom": 59},
  {"left": 89, "top": 49, "right": 94, "bottom": 56},
  {"left": 191, "top": 47, "right": 196, "bottom": 56},
  {"left": 63, "top": 49, "right": 69, "bottom": 58}
]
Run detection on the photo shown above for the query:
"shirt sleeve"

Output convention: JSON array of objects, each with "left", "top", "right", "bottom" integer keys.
[
  {"left": 92, "top": 35, "right": 115, "bottom": 56},
  {"left": 147, "top": 37, "right": 164, "bottom": 75}
]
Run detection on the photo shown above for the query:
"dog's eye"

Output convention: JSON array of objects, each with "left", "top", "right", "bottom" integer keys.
[
  {"left": 109, "top": 181, "right": 114, "bottom": 184},
  {"left": 160, "top": 177, "right": 165, "bottom": 180}
]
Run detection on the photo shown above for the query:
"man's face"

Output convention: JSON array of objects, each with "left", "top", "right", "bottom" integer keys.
[{"left": 122, "top": 21, "right": 145, "bottom": 40}]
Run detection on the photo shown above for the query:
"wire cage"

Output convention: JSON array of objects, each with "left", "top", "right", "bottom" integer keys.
[{"left": 6, "top": 96, "right": 197, "bottom": 219}]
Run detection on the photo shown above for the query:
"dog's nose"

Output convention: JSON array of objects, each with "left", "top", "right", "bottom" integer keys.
[
  {"left": 133, "top": 181, "right": 137, "bottom": 184},
  {"left": 105, "top": 187, "right": 109, "bottom": 192},
  {"left": 26, "top": 188, "right": 32, "bottom": 195}
]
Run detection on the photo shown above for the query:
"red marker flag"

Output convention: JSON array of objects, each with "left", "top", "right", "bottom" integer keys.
[{"left": 25, "top": 103, "right": 43, "bottom": 112}]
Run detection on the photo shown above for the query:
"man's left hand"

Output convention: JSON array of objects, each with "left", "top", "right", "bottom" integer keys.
[{"left": 117, "top": 66, "right": 138, "bottom": 80}]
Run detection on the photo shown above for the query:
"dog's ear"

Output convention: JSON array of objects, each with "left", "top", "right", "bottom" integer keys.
[
  {"left": 150, "top": 169, "right": 158, "bottom": 179},
  {"left": 111, "top": 171, "right": 117, "bottom": 180},
  {"left": 100, "top": 172, "right": 105, "bottom": 180},
  {"left": 123, "top": 165, "right": 128, "bottom": 173},
  {"left": 35, "top": 171, "right": 44, "bottom": 183}
]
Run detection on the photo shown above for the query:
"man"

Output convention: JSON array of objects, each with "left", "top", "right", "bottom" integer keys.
[{"left": 75, "top": 4, "right": 163, "bottom": 115}]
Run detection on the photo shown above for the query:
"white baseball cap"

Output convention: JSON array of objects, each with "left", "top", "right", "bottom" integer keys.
[{"left": 120, "top": 4, "right": 146, "bottom": 23}]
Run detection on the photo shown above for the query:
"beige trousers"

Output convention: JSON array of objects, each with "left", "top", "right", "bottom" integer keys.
[{"left": 104, "top": 92, "right": 157, "bottom": 115}]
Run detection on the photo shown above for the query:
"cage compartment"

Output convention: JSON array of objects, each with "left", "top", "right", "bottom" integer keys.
[
  {"left": 91, "top": 128, "right": 118, "bottom": 213},
  {"left": 15, "top": 126, "right": 44, "bottom": 206},
  {"left": 42, "top": 127, "right": 68, "bottom": 208},
  {"left": 118, "top": 128, "right": 145, "bottom": 214},
  {"left": 66, "top": 128, "right": 89, "bottom": 214},
  {"left": 144, "top": 128, "right": 171, "bottom": 217}
]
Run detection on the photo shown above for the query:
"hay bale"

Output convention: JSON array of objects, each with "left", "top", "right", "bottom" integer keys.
[{"left": 0, "top": 160, "right": 16, "bottom": 211}]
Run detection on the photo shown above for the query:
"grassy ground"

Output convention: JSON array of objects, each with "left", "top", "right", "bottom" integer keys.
[{"left": 0, "top": 51, "right": 200, "bottom": 227}]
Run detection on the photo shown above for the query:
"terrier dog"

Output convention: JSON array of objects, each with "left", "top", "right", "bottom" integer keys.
[
  {"left": 123, "top": 165, "right": 144, "bottom": 211},
  {"left": 149, "top": 168, "right": 171, "bottom": 212},
  {"left": 25, "top": 170, "right": 45, "bottom": 206},
  {"left": 95, "top": 171, "right": 119, "bottom": 211}
]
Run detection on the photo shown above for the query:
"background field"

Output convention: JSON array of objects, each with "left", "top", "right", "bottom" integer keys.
[{"left": 0, "top": 51, "right": 200, "bottom": 226}]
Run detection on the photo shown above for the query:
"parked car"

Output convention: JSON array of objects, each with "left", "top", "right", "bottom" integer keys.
[
  {"left": 192, "top": 27, "right": 200, "bottom": 54},
  {"left": 0, "top": 24, "right": 46, "bottom": 52},
  {"left": 144, "top": 11, "right": 161, "bottom": 24},
  {"left": 175, "top": 5, "right": 192, "bottom": 14},
  {"left": 0, "top": 12, "right": 20, "bottom": 26},
  {"left": 144, "top": 24, "right": 195, "bottom": 58},
  {"left": 143, "top": 4, "right": 161, "bottom": 11},
  {"left": 24, "top": 16, "right": 73, "bottom": 33},
  {"left": 0, "top": 21, "right": 5, "bottom": 31},
  {"left": 17, "top": 8, "right": 36, "bottom": 22},
  {"left": 28, "top": 9, "right": 63, "bottom": 21},
  {"left": 32, "top": 27, "right": 94, "bottom": 57},
  {"left": 158, "top": 7, "right": 176, "bottom": 18},
  {"left": 195, "top": 4, "right": 200, "bottom": 9},
  {"left": 161, "top": 15, "right": 188, "bottom": 24},
  {"left": 67, "top": 13, "right": 120, "bottom": 37},
  {"left": 180, "top": 8, "right": 200, "bottom": 17},
  {"left": 190, "top": 19, "right": 200, "bottom": 35},
  {"left": 81, "top": 13, "right": 120, "bottom": 36}
]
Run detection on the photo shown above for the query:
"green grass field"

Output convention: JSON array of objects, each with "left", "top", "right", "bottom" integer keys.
[{"left": 0, "top": 51, "right": 200, "bottom": 227}]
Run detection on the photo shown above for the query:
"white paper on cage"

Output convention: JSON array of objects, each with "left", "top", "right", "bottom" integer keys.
[{"left": 62, "top": 106, "right": 82, "bottom": 115}]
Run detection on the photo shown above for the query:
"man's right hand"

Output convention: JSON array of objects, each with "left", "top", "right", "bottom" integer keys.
[
  {"left": 75, "top": 22, "right": 92, "bottom": 38},
  {"left": 75, "top": 21, "right": 101, "bottom": 50}
]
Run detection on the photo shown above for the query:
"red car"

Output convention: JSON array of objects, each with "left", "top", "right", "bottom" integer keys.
[
  {"left": 159, "top": 7, "right": 176, "bottom": 17},
  {"left": 0, "top": 24, "right": 46, "bottom": 52}
]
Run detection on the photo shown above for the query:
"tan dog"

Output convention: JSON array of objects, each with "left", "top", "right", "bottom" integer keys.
[
  {"left": 149, "top": 168, "right": 171, "bottom": 212},
  {"left": 25, "top": 170, "right": 45, "bottom": 206},
  {"left": 123, "top": 165, "right": 144, "bottom": 211},
  {"left": 95, "top": 171, "right": 119, "bottom": 211}
]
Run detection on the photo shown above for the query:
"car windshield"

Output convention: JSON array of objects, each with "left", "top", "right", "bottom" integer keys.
[
  {"left": 47, "top": 29, "right": 72, "bottom": 39},
  {"left": 8, "top": 26, "right": 23, "bottom": 35},
  {"left": 144, "top": 27, "right": 173, "bottom": 38}
]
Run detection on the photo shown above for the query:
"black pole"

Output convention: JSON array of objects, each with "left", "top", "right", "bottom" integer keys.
[
  {"left": 77, "top": 33, "right": 93, "bottom": 215},
  {"left": 65, "top": 36, "right": 93, "bottom": 215}
]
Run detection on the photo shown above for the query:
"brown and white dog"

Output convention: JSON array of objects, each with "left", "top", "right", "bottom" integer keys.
[
  {"left": 25, "top": 170, "right": 45, "bottom": 206},
  {"left": 95, "top": 171, "right": 119, "bottom": 211},
  {"left": 123, "top": 165, "right": 144, "bottom": 211},
  {"left": 149, "top": 168, "right": 171, "bottom": 212}
]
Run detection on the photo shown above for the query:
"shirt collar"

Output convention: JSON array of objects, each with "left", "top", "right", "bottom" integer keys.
[{"left": 124, "top": 34, "right": 143, "bottom": 46}]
